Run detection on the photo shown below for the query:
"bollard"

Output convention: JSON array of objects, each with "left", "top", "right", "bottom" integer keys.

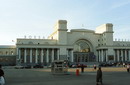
[{"left": 76, "top": 68, "right": 79, "bottom": 76}]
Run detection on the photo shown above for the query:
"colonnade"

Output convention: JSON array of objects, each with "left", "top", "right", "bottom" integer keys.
[
  {"left": 114, "top": 49, "right": 130, "bottom": 62},
  {"left": 17, "top": 48, "right": 59, "bottom": 65},
  {"left": 17, "top": 48, "right": 74, "bottom": 66},
  {"left": 97, "top": 49, "right": 130, "bottom": 62},
  {"left": 17, "top": 48, "right": 130, "bottom": 64},
  {"left": 97, "top": 49, "right": 108, "bottom": 62}
]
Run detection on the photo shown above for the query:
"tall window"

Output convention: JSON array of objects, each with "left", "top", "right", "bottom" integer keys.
[
  {"left": 6, "top": 51, "right": 8, "bottom": 55},
  {"left": 11, "top": 51, "right": 14, "bottom": 55}
]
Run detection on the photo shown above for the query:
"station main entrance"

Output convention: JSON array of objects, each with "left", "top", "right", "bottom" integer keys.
[
  {"left": 73, "top": 39, "right": 95, "bottom": 63},
  {"left": 73, "top": 52, "right": 95, "bottom": 62}
]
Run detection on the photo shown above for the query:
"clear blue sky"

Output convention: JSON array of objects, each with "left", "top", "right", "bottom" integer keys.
[{"left": 0, "top": 0, "right": 130, "bottom": 45}]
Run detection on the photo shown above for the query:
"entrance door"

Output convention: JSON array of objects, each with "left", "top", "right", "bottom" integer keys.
[{"left": 73, "top": 52, "right": 95, "bottom": 63}]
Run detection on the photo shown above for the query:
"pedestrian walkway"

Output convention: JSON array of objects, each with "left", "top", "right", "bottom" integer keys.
[
  {"left": 4, "top": 67, "right": 130, "bottom": 85},
  {"left": 36, "top": 67, "right": 127, "bottom": 73}
]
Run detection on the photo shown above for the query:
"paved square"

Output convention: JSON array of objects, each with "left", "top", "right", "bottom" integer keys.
[{"left": 3, "top": 67, "right": 130, "bottom": 85}]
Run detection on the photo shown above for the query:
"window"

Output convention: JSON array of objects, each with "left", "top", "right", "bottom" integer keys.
[
  {"left": 28, "top": 41, "right": 33, "bottom": 44},
  {"left": 11, "top": 51, "right": 14, "bottom": 55},
  {"left": 6, "top": 51, "right": 8, "bottom": 55},
  {"left": 74, "top": 40, "right": 90, "bottom": 52}
]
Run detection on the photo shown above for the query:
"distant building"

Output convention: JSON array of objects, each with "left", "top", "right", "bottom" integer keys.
[
  {"left": 0, "top": 45, "right": 16, "bottom": 65},
  {"left": 0, "top": 20, "right": 130, "bottom": 66}
]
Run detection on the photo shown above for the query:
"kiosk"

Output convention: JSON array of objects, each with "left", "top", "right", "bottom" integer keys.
[{"left": 51, "top": 60, "right": 68, "bottom": 74}]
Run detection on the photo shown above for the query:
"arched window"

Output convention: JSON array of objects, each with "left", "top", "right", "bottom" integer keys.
[
  {"left": 74, "top": 40, "right": 91, "bottom": 52},
  {"left": 6, "top": 51, "right": 8, "bottom": 55},
  {"left": 11, "top": 51, "right": 14, "bottom": 55}
]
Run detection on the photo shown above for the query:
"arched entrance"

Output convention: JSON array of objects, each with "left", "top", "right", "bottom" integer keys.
[{"left": 73, "top": 39, "right": 95, "bottom": 63}]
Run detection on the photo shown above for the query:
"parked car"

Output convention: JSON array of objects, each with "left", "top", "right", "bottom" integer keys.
[
  {"left": 77, "top": 64, "right": 87, "bottom": 68},
  {"left": 99, "top": 62, "right": 116, "bottom": 67},
  {"left": 33, "top": 64, "right": 44, "bottom": 68},
  {"left": 14, "top": 65, "right": 24, "bottom": 69},
  {"left": 24, "top": 65, "right": 32, "bottom": 69},
  {"left": 69, "top": 64, "right": 87, "bottom": 68}
]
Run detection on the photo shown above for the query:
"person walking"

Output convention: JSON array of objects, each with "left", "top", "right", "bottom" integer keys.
[
  {"left": 0, "top": 64, "right": 5, "bottom": 85},
  {"left": 96, "top": 67, "right": 102, "bottom": 85},
  {"left": 126, "top": 64, "right": 130, "bottom": 73},
  {"left": 81, "top": 64, "right": 84, "bottom": 73},
  {"left": 123, "top": 63, "right": 125, "bottom": 67},
  {"left": 93, "top": 64, "right": 97, "bottom": 70}
]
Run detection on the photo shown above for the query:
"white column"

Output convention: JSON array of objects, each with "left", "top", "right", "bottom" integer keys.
[
  {"left": 101, "top": 50, "right": 103, "bottom": 62},
  {"left": 16, "top": 48, "right": 19, "bottom": 58},
  {"left": 46, "top": 49, "right": 49, "bottom": 63},
  {"left": 16, "top": 48, "right": 19, "bottom": 64},
  {"left": 18, "top": 48, "right": 21, "bottom": 60},
  {"left": 100, "top": 50, "right": 102, "bottom": 62},
  {"left": 106, "top": 50, "right": 108, "bottom": 62},
  {"left": 57, "top": 49, "right": 59, "bottom": 60},
  {"left": 121, "top": 50, "right": 123, "bottom": 61},
  {"left": 103, "top": 50, "right": 105, "bottom": 62},
  {"left": 52, "top": 49, "right": 54, "bottom": 62},
  {"left": 114, "top": 50, "right": 116, "bottom": 62},
  {"left": 67, "top": 49, "right": 69, "bottom": 61},
  {"left": 41, "top": 49, "right": 43, "bottom": 63},
  {"left": 30, "top": 48, "right": 32, "bottom": 63},
  {"left": 103, "top": 50, "right": 104, "bottom": 62},
  {"left": 117, "top": 50, "right": 120, "bottom": 62},
  {"left": 18, "top": 48, "right": 21, "bottom": 65},
  {"left": 99, "top": 50, "right": 101, "bottom": 62},
  {"left": 97, "top": 50, "right": 99, "bottom": 62},
  {"left": 96, "top": 50, "right": 98, "bottom": 62},
  {"left": 125, "top": 50, "right": 127, "bottom": 61},
  {"left": 71, "top": 50, "right": 74, "bottom": 62},
  {"left": 129, "top": 50, "right": 130, "bottom": 61},
  {"left": 24, "top": 48, "right": 27, "bottom": 63},
  {"left": 35, "top": 49, "right": 38, "bottom": 63}
]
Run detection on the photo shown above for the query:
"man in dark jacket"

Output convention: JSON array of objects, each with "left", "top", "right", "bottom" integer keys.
[
  {"left": 0, "top": 64, "right": 5, "bottom": 85},
  {"left": 96, "top": 67, "right": 102, "bottom": 85},
  {"left": 81, "top": 64, "right": 84, "bottom": 73},
  {"left": 0, "top": 64, "right": 4, "bottom": 77}
]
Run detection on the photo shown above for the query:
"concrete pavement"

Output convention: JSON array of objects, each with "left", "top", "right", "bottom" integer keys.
[{"left": 3, "top": 67, "right": 130, "bottom": 85}]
